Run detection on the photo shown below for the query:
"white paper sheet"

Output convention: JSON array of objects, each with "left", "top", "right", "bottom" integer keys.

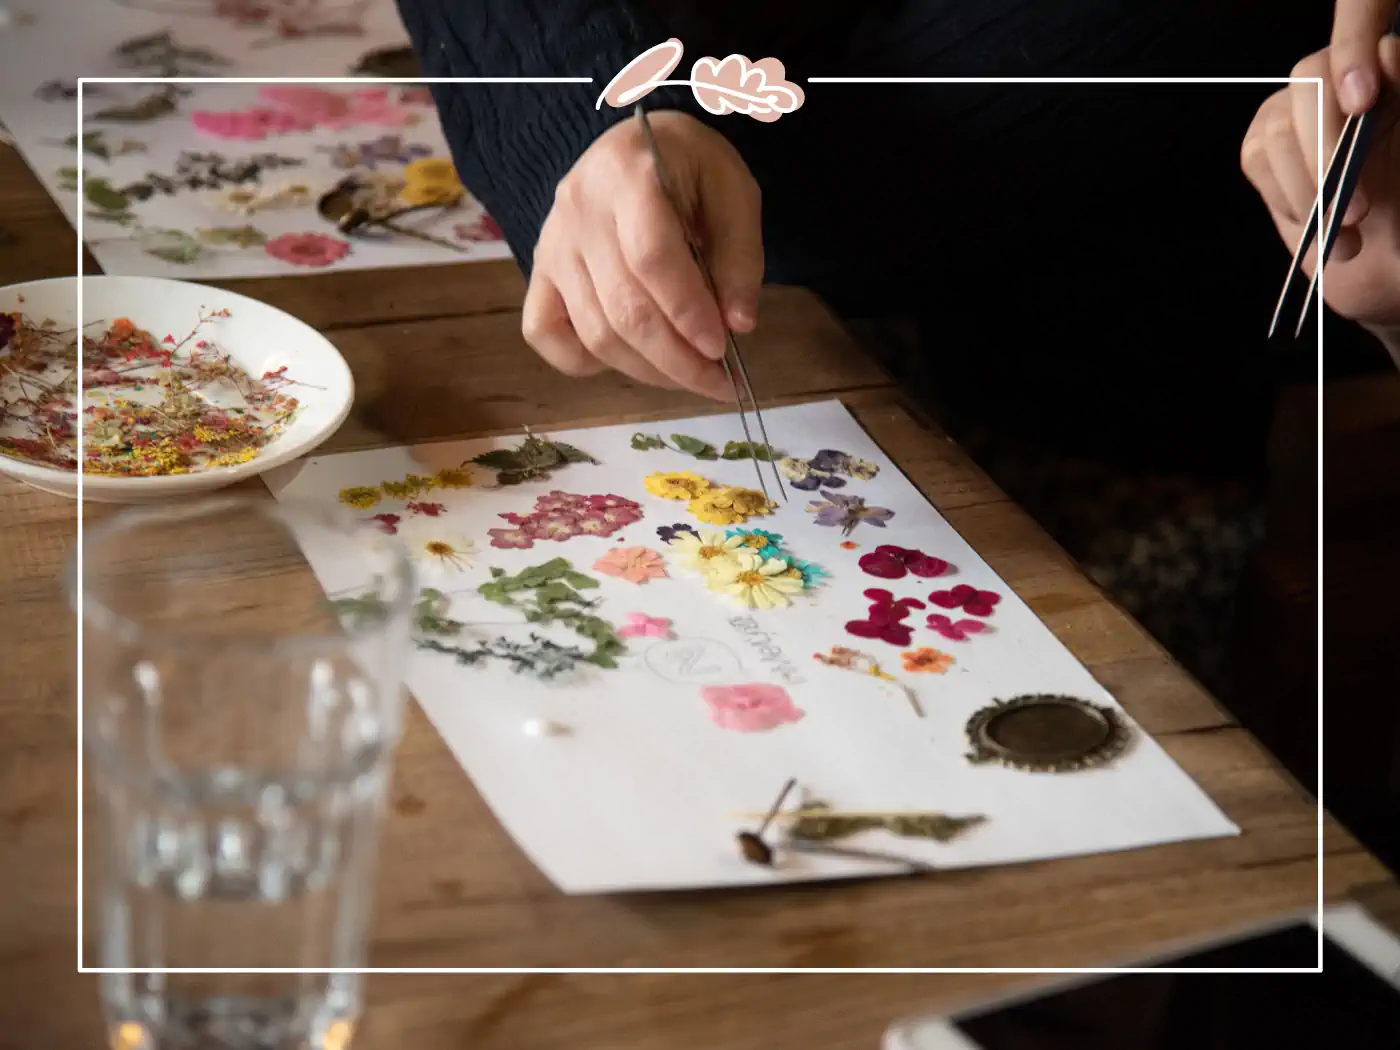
[
  {"left": 264, "top": 399, "right": 1239, "bottom": 893},
  {"left": 0, "top": 0, "right": 512, "bottom": 279}
]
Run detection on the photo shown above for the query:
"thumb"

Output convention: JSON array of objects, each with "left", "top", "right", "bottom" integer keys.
[
  {"left": 696, "top": 165, "right": 764, "bottom": 333},
  {"left": 1331, "top": 0, "right": 1399, "bottom": 113}
]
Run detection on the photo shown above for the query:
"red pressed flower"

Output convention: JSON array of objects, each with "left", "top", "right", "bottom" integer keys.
[
  {"left": 406, "top": 500, "right": 445, "bottom": 517},
  {"left": 369, "top": 513, "right": 400, "bottom": 534},
  {"left": 928, "top": 583, "right": 1001, "bottom": 617},
  {"left": 265, "top": 232, "right": 351, "bottom": 268},
  {"left": 846, "top": 589, "right": 927, "bottom": 646},
  {"left": 925, "top": 614, "right": 988, "bottom": 642},
  {"left": 858, "top": 544, "right": 952, "bottom": 580}
]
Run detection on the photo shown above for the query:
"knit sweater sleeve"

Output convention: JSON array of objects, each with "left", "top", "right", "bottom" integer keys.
[{"left": 394, "top": 0, "right": 693, "bottom": 273}]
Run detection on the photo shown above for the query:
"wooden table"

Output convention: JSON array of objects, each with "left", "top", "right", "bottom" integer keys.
[{"left": 0, "top": 145, "right": 1393, "bottom": 1049}]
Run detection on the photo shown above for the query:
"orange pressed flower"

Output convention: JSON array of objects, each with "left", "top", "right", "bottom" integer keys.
[
  {"left": 901, "top": 647, "right": 954, "bottom": 674},
  {"left": 840, "top": 540, "right": 859, "bottom": 550}
]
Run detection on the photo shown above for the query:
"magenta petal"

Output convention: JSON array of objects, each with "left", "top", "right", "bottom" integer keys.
[
  {"left": 956, "top": 619, "right": 987, "bottom": 635},
  {"left": 863, "top": 588, "right": 895, "bottom": 603},
  {"left": 881, "top": 624, "right": 915, "bottom": 646},
  {"left": 963, "top": 601, "right": 996, "bottom": 617},
  {"left": 928, "top": 591, "right": 962, "bottom": 609},
  {"left": 845, "top": 619, "right": 883, "bottom": 639},
  {"left": 907, "top": 554, "right": 951, "bottom": 577},
  {"left": 858, "top": 552, "right": 906, "bottom": 579}
]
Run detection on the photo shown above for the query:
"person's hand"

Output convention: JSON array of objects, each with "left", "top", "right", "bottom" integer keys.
[
  {"left": 521, "top": 111, "right": 763, "bottom": 400},
  {"left": 1330, "top": 0, "right": 1400, "bottom": 114},
  {"left": 1240, "top": 38, "right": 1400, "bottom": 333}
]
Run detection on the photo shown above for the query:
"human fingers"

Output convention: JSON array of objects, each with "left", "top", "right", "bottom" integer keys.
[
  {"left": 1242, "top": 90, "right": 1321, "bottom": 226},
  {"left": 557, "top": 254, "right": 683, "bottom": 391},
  {"left": 1330, "top": 0, "right": 1399, "bottom": 113},
  {"left": 581, "top": 236, "right": 731, "bottom": 400},
  {"left": 615, "top": 179, "right": 729, "bottom": 361},
  {"left": 521, "top": 271, "right": 605, "bottom": 378},
  {"left": 694, "top": 159, "right": 764, "bottom": 333},
  {"left": 1289, "top": 51, "right": 1368, "bottom": 224}
]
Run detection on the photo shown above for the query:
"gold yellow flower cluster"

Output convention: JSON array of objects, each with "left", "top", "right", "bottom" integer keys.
[
  {"left": 338, "top": 466, "right": 474, "bottom": 509},
  {"left": 664, "top": 529, "right": 805, "bottom": 610},
  {"left": 401, "top": 157, "right": 466, "bottom": 207},
  {"left": 642, "top": 471, "right": 775, "bottom": 526}
]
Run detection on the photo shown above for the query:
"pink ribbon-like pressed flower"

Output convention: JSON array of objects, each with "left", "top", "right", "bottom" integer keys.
[
  {"left": 700, "top": 683, "right": 805, "bottom": 732},
  {"left": 928, "top": 584, "right": 1001, "bottom": 617},
  {"left": 617, "top": 612, "right": 673, "bottom": 639},
  {"left": 925, "top": 614, "right": 989, "bottom": 642}
]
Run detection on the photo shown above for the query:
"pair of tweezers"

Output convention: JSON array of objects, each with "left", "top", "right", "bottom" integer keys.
[
  {"left": 633, "top": 103, "right": 787, "bottom": 503},
  {"left": 1270, "top": 14, "right": 1399, "bottom": 338}
]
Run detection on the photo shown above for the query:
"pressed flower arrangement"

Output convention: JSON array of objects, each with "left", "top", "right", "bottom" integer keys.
[{"left": 0, "top": 308, "right": 301, "bottom": 475}]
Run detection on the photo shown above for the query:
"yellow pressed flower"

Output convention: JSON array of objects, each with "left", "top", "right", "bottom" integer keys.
[
  {"left": 210, "top": 447, "right": 259, "bottom": 468},
  {"left": 338, "top": 485, "right": 382, "bottom": 509},
  {"left": 665, "top": 529, "right": 744, "bottom": 571},
  {"left": 432, "top": 466, "right": 474, "bottom": 489},
  {"left": 380, "top": 473, "right": 435, "bottom": 500},
  {"left": 401, "top": 157, "right": 465, "bottom": 206},
  {"left": 706, "top": 553, "right": 806, "bottom": 610},
  {"left": 644, "top": 470, "right": 713, "bottom": 500},
  {"left": 687, "top": 485, "right": 774, "bottom": 526}
]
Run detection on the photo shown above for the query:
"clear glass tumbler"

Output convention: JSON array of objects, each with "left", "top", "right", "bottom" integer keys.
[{"left": 70, "top": 496, "right": 415, "bottom": 1050}]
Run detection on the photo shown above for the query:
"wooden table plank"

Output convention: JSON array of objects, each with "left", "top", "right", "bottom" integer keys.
[{"left": 0, "top": 141, "right": 1392, "bottom": 1048}]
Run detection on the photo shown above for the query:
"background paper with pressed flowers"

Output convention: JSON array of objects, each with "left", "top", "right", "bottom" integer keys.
[
  {"left": 263, "top": 399, "right": 1238, "bottom": 895},
  {"left": 0, "top": 0, "right": 511, "bottom": 278}
]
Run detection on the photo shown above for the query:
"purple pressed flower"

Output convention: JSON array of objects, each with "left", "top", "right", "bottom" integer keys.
[
  {"left": 657, "top": 522, "right": 698, "bottom": 543},
  {"left": 809, "top": 449, "right": 852, "bottom": 473},
  {"left": 807, "top": 489, "right": 895, "bottom": 537}
]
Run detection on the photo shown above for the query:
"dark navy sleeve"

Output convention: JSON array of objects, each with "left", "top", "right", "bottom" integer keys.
[{"left": 394, "top": 0, "right": 698, "bottom": 273}]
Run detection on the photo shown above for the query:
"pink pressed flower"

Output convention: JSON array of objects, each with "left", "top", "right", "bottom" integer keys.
[
  {"left": 928, "top": 583, "right": 1001, "bottom": 618},
  {"left": 925, "top": 614, "right": 989, "bottom": 642},
  {"left": 700, "top": 683, "right": 805, "bottom": 733},
  {"left": 399, "top": 87, "right": 434, "bottom": 106},
  {"left": 858, "top": 544, "right": 952, "bottom": 580},
  {"left": 406, "top": 500, "right": 445, "bottom": 517},
  {"left": 574, "top": 517, "right": 614, "bottom": 536},
  {"left": 585, "top": 493, "right": 638, "bottom": 511},
  {"left": 597, "top": 505, "right": 642, "bottom": 527},
  {"left": 259, "top": 85, "right": 353, "bottom": 126},
  {"left": 529, "top": 515, "right": 582, "bottom": 542},
  {"left": 487, "top": 526, "right": 535, "bottom": 550},
  {"left": 534, "top": 491, "right": 587, "bottom": 513},
  {"left": 191, "top": 106, "right": 308, "bottom": 140},
  {"left": 617, "top": 612, "right": 673, "bottom": 639},
  {"left": 369, "top": 513, "right": 400, "bottom": 535},
  {"left": 593, "top": 546, "right": 667, "bottom": 584},
  {"left": 343, "top": 87, "right": 418, "bottom": 128},
  {"left": 265, "top": 232, "right": 351, "bottom": 268}
]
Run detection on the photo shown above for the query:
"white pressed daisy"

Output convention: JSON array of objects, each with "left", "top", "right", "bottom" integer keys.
[
  {"left": 400, "top": 520, "right": 476, "bottom": 581},
  {"left": 665, "top": 528, "right": 744, "bottom": 573},
  {"left": 706, "top": 552, "right": 806, "bottom": 610}
]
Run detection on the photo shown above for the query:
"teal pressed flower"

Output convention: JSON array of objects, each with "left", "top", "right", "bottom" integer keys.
[{"left": 725, "top": 527, "right": 786, "bottom": 556}]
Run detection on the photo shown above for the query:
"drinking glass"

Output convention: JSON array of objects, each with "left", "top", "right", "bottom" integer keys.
[{"left": 69, "top": 496, "right": 415, "bottom": 1050}]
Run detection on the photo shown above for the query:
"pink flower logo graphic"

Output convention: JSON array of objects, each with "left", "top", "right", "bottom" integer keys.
[{"left": 597, "top": 39, "right": 805, "bottom": 123}]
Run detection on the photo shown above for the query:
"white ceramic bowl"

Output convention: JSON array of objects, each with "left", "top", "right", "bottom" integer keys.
[{"left": 0, "top": 276, "right": 353, "bottom": 503}]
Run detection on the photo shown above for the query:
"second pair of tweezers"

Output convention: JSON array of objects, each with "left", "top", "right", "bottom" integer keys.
[
  {"left": 1271, "top": 15, "right": 1399, "bottom": 338},
  {"left": 633, "top": 103, "right": 787, "bottom": 503}
]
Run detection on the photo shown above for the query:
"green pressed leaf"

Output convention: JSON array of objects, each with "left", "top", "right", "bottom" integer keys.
[
  {"left": 470, "top": 449, "right": 525, "bottom": 471},
  {"left": 489, "top": 567, "right": 506, "bottom": 579},
  {"left": 136, "top": 227, "right": 203, "bottom": 265},
  {"left": 83, "top": 177, "right": 129, "bottom": 212},
  {"left": 56, "top": 166, "right": 79, "bottom": 192},
  {"left": 91, "top": 90, "right": 177, "bottom": 123},
  {"left": 630, "top": 432, "right": 667, "bottom": 451},
  {"left": 494, "top": 470, "right": 526, "bottom": 486},
  {"left": 196, "top": 224, "right": 267, "bottom": 247},
  {"left": 672, "top": 434, "right": 718, "bottom": 459},
  {"left": 64, "top": 132, "right": 110, "bottom": 162},
  {"left": 562, "top": 571, "right": 599, "bottom": 590},
  {"left": 552, "top": 441, "right": 598, "bottom": 464}
]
